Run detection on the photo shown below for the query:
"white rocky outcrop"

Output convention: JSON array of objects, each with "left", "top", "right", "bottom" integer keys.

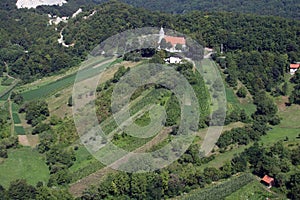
[{"left": 16, "top": 0, "right": 67, "bottom": 9}]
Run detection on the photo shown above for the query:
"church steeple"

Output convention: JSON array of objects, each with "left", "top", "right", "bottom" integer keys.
[
  {"left": 159, "top": 27, "right": 165, "bottom": 43},
  {"left": 159, "top": 27, "right": 165, "bottom": 36}
]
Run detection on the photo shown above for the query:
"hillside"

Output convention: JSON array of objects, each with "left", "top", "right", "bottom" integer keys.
[{"left": 0, "top": 1, "right": 300, "bottom": 199}]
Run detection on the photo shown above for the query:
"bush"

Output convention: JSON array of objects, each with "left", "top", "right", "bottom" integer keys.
[{"left": 236, "top": 86, "right": 247, "bottom": 98}]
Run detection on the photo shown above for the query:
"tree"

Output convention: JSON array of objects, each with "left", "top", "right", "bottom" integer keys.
[
  {"left": 175, "top": 44, "right": 183, "bottom": 51},
  {"left": 282, "top": 82, "right": 288, "bottom": 96},
  {"left": 160, "top": 38, "right": 167, "bottom": 49},
  {"left": 220, "top": 162, "right": 233, "bottom": 178},
  {"left": 240, "top": 109, "right": 249, "bottom": 123},
  {"left": 48, "top": 169, "right": 71, "bottom": 186},
  {"left": 289, "top": 84, "right": 300, "bottom": 105},
  {"left": 288, "top": 173, "right": 300, "bottom": 200},
  {"left": 8, "top": 179, "right": 36, "bottom": 200},
  {"left": 130, "top": 173, "right": 148, "bottom": 199},
  {"left": 236, "top": 86, "right": 247, "bottom": 98},
  {"left": 291, "top": 70, "right": 300, "bottom": 84},
  {"left": 231, "top": 155, "right": 247, "bottom": 173},
  {"left": 0, "top": 184, "right": 7, "bottom": 199},
  {"left": 166, "top": 42, "right": 173, "bottom": 50},
  {"left": 166, "top": 174, "right": 183, "bottom": 197},
  {"left": 291, "top": 146, "right": 300, "bottom": 165},
  {"left": 20, "top": 100, "right": 50, "bottom": 127},
  {"left": 67, "top": 96, "right": 73, "bottom": 107},
  {"left": 203, "top": 167, "right": 221, "bottom": 182},
  {"left": 225, "top": 74, "right": 238, "bottom": 87}
]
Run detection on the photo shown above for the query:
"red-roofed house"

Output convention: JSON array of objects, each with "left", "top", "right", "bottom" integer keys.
[
  {"left": 164, "top": 36, "right": 186, "bottom": 46},
  {"left": 158, "top": 27, "right": 186, "bottom": 52},
  {"left": 261, "top": 175, "right": 275, "bottom": 188},
  {"left": 290, "top": 63, "right": 300, "bottom": 75}
]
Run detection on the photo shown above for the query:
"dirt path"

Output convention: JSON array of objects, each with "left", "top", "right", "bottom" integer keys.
[{"left": 8, "top": 95, "right": 14, "bottom": 136}]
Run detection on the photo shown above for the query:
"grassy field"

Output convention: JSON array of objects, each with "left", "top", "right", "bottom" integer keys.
[
  {"left": 1, "top": 77, "right": 15, "bottom": 86},
  {"left": 261, "top": 104, "right": 300, "bottom": 146},
  {"left": 12, "top": 113, "right": 21, "bottom": 124},
  {"left": 0, "top": 148, "right": 49, "bottom": 188},
  {"left": 69, "top": 146, "right": 105, "bottom": 183},
  {"left": 225, "top": 180, "right": 279, "bottom": 200},
  {"left": 199, "top": 144, "right": 249, "bottom": 170},
  {"left": 14, "top": 125, "right": 26, "bottom": 135},
  {"left": 0, "top": 89, "right": 11, "bottom": 101},
  {"left": 225, "top": 87, "right": 256, "bottom": 115},
  {"left": 0, "top": 78, "right": 7, "bottom": 93},
  {"left": 69, "top": 146, "right": 98, "bottom": 172},
  {"left": 0, "top": 76, "right": 15, "bottom": 94}
]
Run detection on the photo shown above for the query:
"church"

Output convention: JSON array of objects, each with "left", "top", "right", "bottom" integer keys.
[{"left": 158, "top": 27, "right": 186, "bottom": 52}]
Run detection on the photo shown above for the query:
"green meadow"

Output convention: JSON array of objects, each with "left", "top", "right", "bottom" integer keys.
[
  {"left": 0, "top": 148, "right": 49, "bottom": 188},
  {"left": 261, "top": 104, "right": 300, "bottom": 146}
]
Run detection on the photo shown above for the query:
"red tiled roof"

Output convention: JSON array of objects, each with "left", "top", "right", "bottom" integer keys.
[
  {"left": 262, "top": 175, "right": 274, "bottom": 184},
  {"left": 290, "top": 64, "right": 300, "bottom": 69},
  {"left": 164, "top": 36, "right": 186, "bottom": 46}
]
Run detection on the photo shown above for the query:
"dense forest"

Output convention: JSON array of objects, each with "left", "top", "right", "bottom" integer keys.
[
  {"left": 36, "top": 0, "right": 300, "bottom": 19},
  {"left": 113, "top": 0, "right": 300, "bottom": 19}
]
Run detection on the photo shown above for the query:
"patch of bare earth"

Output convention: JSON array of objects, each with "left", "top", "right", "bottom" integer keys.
[
  {"left": 18, "top": 135, "right": 30, "bottom": 146},
  {"left": 18, "top": 135, "right": 39, "bottom": 147},
  {"left": 276, "top": 96, "right": 289, "bottom": 111},
  {"left": 27, "top": 135, "right": 39, "bottom": 147}
]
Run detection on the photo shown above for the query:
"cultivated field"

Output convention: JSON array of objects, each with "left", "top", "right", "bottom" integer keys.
[
  {"left": 20, "top": 56, "right": 113, "bottom": 101},
  {"left": 225, "top": 179, "right": 279, "bottom": 200}
]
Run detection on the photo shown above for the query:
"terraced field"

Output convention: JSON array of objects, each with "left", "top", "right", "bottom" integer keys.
[{"left": 21, "top": 56, "right": 113, "bottom": 101}]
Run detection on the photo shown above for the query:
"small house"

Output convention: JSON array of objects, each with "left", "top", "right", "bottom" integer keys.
[
  {"left": 165, "top": 57, "right": 182, "bottom": 64},
  {"left": 261, "top": 175, "right": 275, "bottom": 188},
  {"left": 290, "top": 63, "right": 300, "bottom": 75}
]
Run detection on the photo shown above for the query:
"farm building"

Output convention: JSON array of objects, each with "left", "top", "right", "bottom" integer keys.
[
  {"left": 261, "top": 175, "right": 275, "bottom": 188},
  {"left": 290, "top": 63, "right": 300, "bottom": 75}
]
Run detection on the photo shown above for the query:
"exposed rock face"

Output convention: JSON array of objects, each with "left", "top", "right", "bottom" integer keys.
[{"left": 16, "top": 0, "right": 67, "bottom": 9}]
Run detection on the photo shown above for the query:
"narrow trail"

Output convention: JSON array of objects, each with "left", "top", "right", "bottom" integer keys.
[{"left": 8, "top": 94, "right": 14, "bottom": 136}]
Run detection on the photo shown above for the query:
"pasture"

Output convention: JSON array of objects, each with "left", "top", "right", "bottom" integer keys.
[
  {"left": 261, "top": 104, "right": 300, "bottom": 146},
  {"left": 0, "top": 148, "right": 49, "bottom": 188}
]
